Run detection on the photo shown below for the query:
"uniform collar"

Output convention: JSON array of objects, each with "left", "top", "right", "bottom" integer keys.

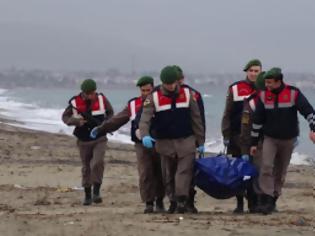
[
  {"left": 245, "top": 78, "right": 256, "bottom": 88},
  {"left": 161, "top": 85, "right": 180, "bottom": 97},
  {"left": 271, "top": 82, "right": 285, "bottom": 94}
]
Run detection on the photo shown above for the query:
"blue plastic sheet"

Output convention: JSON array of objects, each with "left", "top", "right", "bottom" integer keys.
[{"left": 194, "top": 154, "right": 258, "bottom": 199}]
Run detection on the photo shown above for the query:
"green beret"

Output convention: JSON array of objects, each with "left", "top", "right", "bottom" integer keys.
[
  {"left": 264, "top": 67, "right": 283, "bottom": 80},
  {"left": 81, "top": 79, "right": 97, "bottom": 93},
  {"left": 243, "top": 59, "right": 262, "bottom": 71},
  {"left": 173, "top": 65, "right": 184, "bottom": 80},
  {"left": 136, "top": 76, "right": 154, "bottom": 87},
  {"left": 160, "top": 66, "right": 179, "bottom": 84},
  {"left": 255, "top": 71, "right": 266, "bottom": 90}
]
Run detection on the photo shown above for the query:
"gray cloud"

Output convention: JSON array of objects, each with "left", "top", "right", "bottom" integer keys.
[{"left": 0, "top": 0, "right": 314, "bottom": 73}]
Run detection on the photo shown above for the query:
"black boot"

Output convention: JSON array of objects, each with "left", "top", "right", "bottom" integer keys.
[
  {"left": 247, "top": 186, "right": 258, "bottom": 213},
  {"left": 255, "top": 194, "right": 265, "bottom": 213},
  {"left": 167, "top": 201, "right": 177, "bottom": 214},
  {"left": 155, "top": 198, "right": 165, "bottom": 213},
  {"left": 248, "top": 194, "right": 258, "bottom": 213},
  {"left": 259, "top": 194, "right": 274, "bottom": 215},
  {"left": 144, "top": 201, "right": 154, "bottom": 214},
  {"left": 175, "top": 196, "right": 187, "bottom": 214},
  {"left": 186, "top": 192, "right": 198, "bottom": 214},
  {"left": 92, "top": 183, "right": 102, "bottom": 204},
  {"left": 83, "top": 186, "right": 92, "bottom": 206},
  {"left": 233, "top": 195, "right": 244, "bottom": 213}
]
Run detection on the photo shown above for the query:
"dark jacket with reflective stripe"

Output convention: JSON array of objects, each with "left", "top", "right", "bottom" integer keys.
[
  {"left": 153, "top": 86, "right": 193, "bottom": 139},
  {"left": 62, "top": 93, "right": 114, "bottom": 142},
  {"left": 240, "top": 93, "right": 259, "bottom": 154},
  {"left": 181, "top": 84, "right": 206, "bottom": 134},
  {"left": 221, "top": 79, "right": 256, "bottom": 139},
  {"left": 251, "top": 83, "right": 315, "bottom": 145}
]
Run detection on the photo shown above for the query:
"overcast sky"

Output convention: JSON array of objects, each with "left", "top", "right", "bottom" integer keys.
[{"left": 0, "top": 0, "right": 314, "bottom": 73}]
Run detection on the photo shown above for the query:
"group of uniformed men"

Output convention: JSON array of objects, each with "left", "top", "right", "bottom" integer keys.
[{"left": 62, "top": 60, "right": 315, "bottom": 215}]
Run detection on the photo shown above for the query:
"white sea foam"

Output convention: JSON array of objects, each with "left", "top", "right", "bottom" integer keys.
[
  {"left": 0, "top": 89, "right": 132, "bottom": 144},
  {"left": 0, "top": 88, "right": 313, "bottom": 164}
]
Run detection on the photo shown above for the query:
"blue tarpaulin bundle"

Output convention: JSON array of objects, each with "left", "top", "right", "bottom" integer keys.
[{"left": 194, "top": 154, "right": 258, "bottom": 199}]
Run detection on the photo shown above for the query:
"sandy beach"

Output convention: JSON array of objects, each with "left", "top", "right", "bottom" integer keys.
[{"left": 0, "top": 121, "right": 314, "bottom": 236}]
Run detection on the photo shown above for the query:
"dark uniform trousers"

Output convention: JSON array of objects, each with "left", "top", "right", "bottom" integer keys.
[
  {"left": 227, "top": 134, "right": 242, "bottom": 157},
  {"left": 77, "top": 137, "right": 107, "bottom": 187},
  {"left": 134, "top": 143, "right": 165, "bottom": 202},
  {"left": 252, "top": 140, "right": 263, "bottom": 194},
  {"left": 156, "top": 135, "right": 196, "bottom": 202},
  {"left": 259, "top": 136, "right": 295, "bottom": 197}
]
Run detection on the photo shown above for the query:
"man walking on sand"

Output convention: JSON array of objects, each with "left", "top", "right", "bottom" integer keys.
[
  {"left": 250, "top": 68, "right": 315, "bottom": 214},
  {"left": 62, "top": 79, "right": 114, "bottom": 205},
  {"left": 139, "top": 66, "right": 205, "bottom": 214},
  {"left": 89, "top": 76, "right": 165, "bottom": 213}
]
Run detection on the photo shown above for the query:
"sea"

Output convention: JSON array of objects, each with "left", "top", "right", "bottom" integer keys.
[{"left": 0, "top": 83, "right": 314, "bottom": 165}]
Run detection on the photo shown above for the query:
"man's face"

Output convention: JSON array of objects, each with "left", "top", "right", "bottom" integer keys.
[
  {"left": 246, "top": 66, "right": 262, "bottom": 82},
  {"left": 163, "top": 82, "right": 177, "bottom": 92},
  {"left": 265, "top": 78, "right": 281, "bottom": 91},
  {"left": 82, "top": 91, "right": 97, "bottom": 101},
  {"left": 140, "top": 84, "right": 153, "bottom": 98}
]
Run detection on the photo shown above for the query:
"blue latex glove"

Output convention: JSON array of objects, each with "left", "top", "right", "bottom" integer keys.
[
  {"left": 223, "top": 139, "right": 230, "bottom": 147},
  {"left": 90, "top": 127, "right": 99, "bottom": 139},
  {"left": 142, "top": 136, "right": 155, "bottom": 148},
  {"left": 241, "top": 154, "right": 250, "bottom": 161},
  {"left": 197, "top": 145, "right": 205, "bottom": 154}
]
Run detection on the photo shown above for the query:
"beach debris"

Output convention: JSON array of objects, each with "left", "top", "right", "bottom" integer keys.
[
  {"left": 64, "top": 221, "right": 75, "bottom": 226},
  {"left": 56, "top": 186, "right": 84, "bottom": 192},
  {"left": 56, "top": 187, "right": 73, "bottom": 193},
  {"left": 72, "top": 186, "right": 84, "bottom": 191},
  {"left": 34, "top": 198, "right": 51, "bottom": 206},
  {"left": 14, "top": 184, "right": 26, "bottom": 189},
  {"left": 30, "top": 146, "right": 41, "bottom": 150},
  {"left": 296, "top": 218, "right": 306, "bottom": 226},
  {"left": 291, "top": 216, "right": 308, "bottom": 226}
]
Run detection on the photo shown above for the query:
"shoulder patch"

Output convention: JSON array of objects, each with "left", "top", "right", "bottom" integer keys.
[{"left": 241, "top": 111, "right": 250, "bottom": 124}]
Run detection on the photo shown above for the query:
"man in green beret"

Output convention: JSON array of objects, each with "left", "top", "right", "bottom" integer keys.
[
  {"left": 239, "top": 71, "right": 265, "bottom": 213},
  {"left": 139, "top": 66, "right": 205, "bottom": 214},
  {"left": 221, "top": 59, "right": 262, "bottom": 213},
  {"left": 250, "top": 67, "right": 315, "bottom": 214},
  {"left": 62, "top": 79, "right": 114, "bottom": 205},
  {"left": 89, "top": 76, "right": 165, "bottom": 214},
  {"left": 173, "top": 65, "right": 205, "bottom": 213}
]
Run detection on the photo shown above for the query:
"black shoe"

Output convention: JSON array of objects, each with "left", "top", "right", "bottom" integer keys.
[
  {"left": 186, "top": 190, "right": 198, "bottom": 214},
  {"left": 246, "top": 184, "right": 258, "bottom": 213},
  {"left": 155, "top": 199, "right": 165, "bottom": 213},
  {"left": 144, "top": 202, "right": 154, "bottom": 214},
  {"left": 248, "top": 194, "right": 258, "bottom": 213},
  {"left": 83, "top": 197, "right": 92, "bottom": 206},
  {"left": 83, "top": 187, "right": 92, "bottom": 206},
  {"left": 175, "top": 201, "right": 186, "bottom": 214},
  {"left": 92, "top": 194, "right": 102, "bottom": 204},
  {"left": 233, "top": 195, "right": 244, "bottom": 214},
  {"left": 175, "top": 196, "right": 187, "bottom": 214},
  {"left": 167, "top": 201, "right": 177, "bottom": 214},
  {"left": 259, "top": 195, "right": 274, "bottom": 215},
  {"left": 92, "top": 183, "right": 102, "bottom": 203},
  {"left": 185, "top": 200, "right": 198, "bottom": 214}
]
